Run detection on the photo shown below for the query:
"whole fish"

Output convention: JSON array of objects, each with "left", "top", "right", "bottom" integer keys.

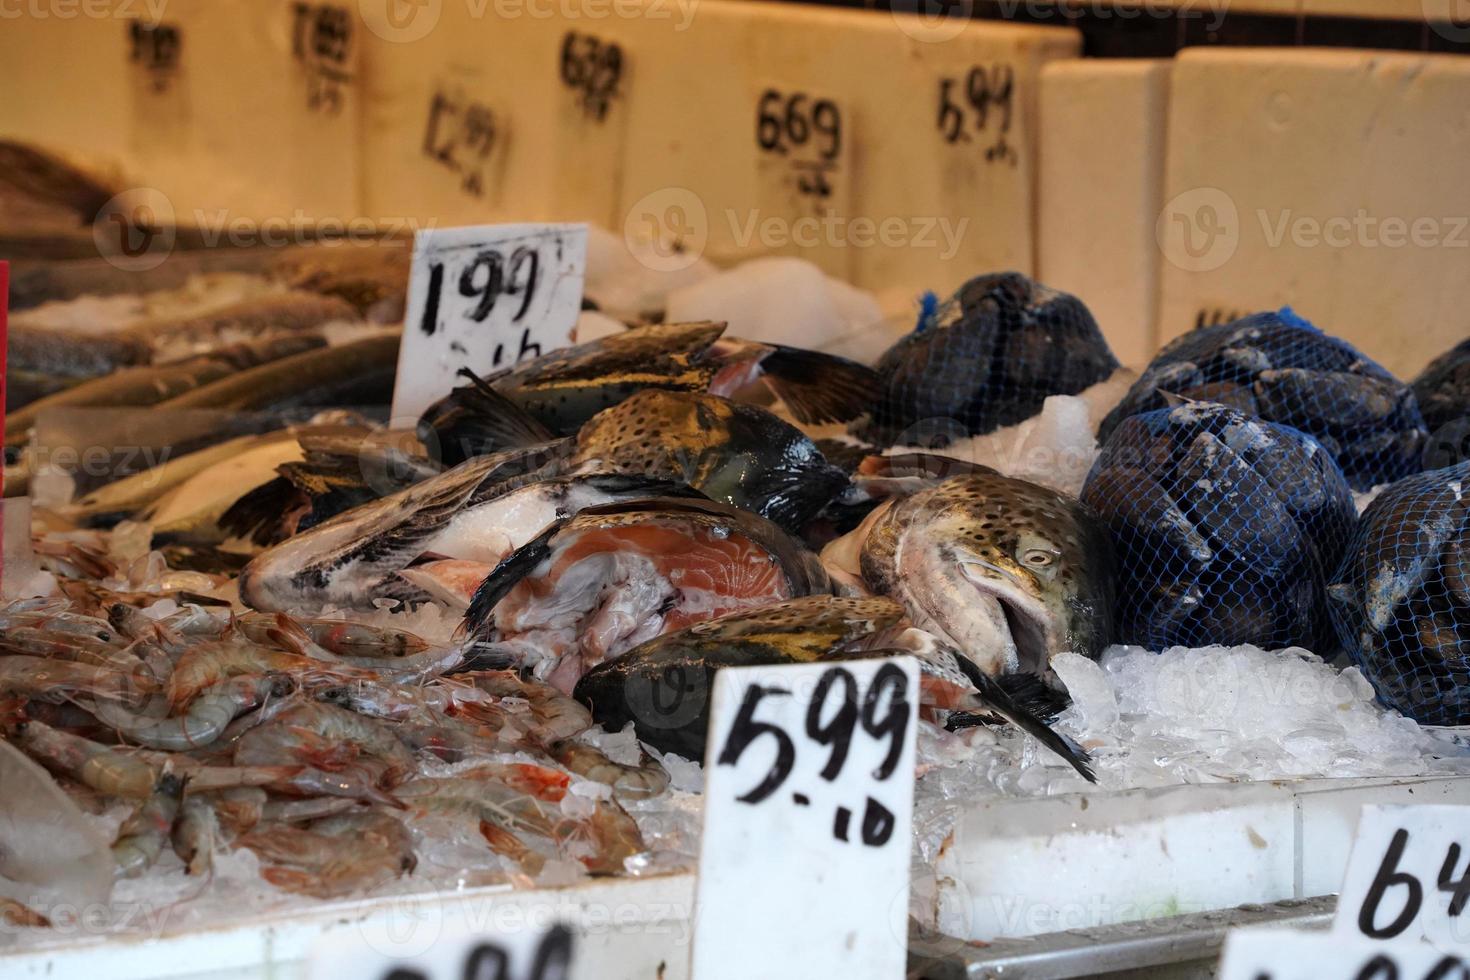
[
  {"left": 6, "top": 334, "right": 327, "bottom": 447},
  {"left": 1100, "top": 309, "right": 1425, "bottom": 491},
  {"left": 157, "top": 332, "right": 399, "bottom": 413},
  {"left": 1327, "top": 461, "right": 1470, "bottom": 724},
  {"left": 572, "top": 594, "right": 1093, "bottom": 779},
  {"left": 237, "top": 443, "right": 686, "bottom": 612},
  {"left": 7, "top": 326, "right": 152, "bottom": 379},
  {"left": 420, "top": 320, "right": 878, "bottom": 462},
  {"left": 130, "top": 292, "right": 356, "bottom": 353},
  {"left": 857, "top": 273, "right": 1119, "bottom": 447},
  {"left": 848, "top": 470, "right": 1114, "bottom": 686},
  {"left": 460, "top": 497, "right": 835, "bottom": 690}
]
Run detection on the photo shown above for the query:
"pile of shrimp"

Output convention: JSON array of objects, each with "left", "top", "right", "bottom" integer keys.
[{"left": 0, "top": 586, "right": 677, "bottom": 929}]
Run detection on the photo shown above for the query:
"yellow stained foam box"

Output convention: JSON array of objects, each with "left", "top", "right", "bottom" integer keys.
[
  {"left": 1038, "top": 58, "right": 1170, "bottom": 368},
  {"left": 0, "top": 1, "right": 136, "bottom": 173},
  {"left": 1156, "top": 48, "right": 1470, "bottom": 378},
  {"left": 125, "top": 0, "right": 362, "bottom": 224},
  {"left": 614, "top": 2, "right": 1079, "bottom": 293}
]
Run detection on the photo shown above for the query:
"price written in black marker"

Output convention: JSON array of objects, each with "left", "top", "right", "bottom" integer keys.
[
  {"left": 389, "top": 223, "right": 586, "bottom": 422},
  {"left": 714, "top": 663, "right": 911, "bottom": 846},
  {"left": 308, "top": 922, "right": 574, "bottom": 980},
  {"left": 128, "top": 20, "right": 182, "bottom": 94},
  {"left": 1220, "top": 928, "right": 1470, "bottom": 980},
  {"left": 1335, "top": 806, "right": 1470, "bottom": 947},
  {"left": 755, "top": 88, "right": 843, "bottom": 200},
  {"left": 560, "top": 31, "right": 623, "bottom": 122},
  {"left": 692, "top": 657, "right": 918, "bottom": 979},
  {"left": 422, "top": 88, "right": 500, "bottom": 199},
  {"left": 936, "top": 63, "right": 1017, "bottom": 166},
  {"left": 289, "top": 2, "right": 354, "bottom": 116}
]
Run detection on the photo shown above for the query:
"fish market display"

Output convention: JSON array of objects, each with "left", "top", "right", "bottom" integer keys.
[
  {"left": 857, "top": 273, "right": 1120, "bottom": 447},
  {"left": 1083, "top": 402, "right": 1357, "bottom": 650},
  {"left": 4, "top": 243, "right": 1468, "bottom": 945},
  {"left": 827, "top": 467, "right": 1113, "bottom": 690},
  {"left": 420, "top": 320, "right": 879, "bottom": 463},
  {"left": 1327, "top": 461, "right": 1470, "bottom": 724},
  {"left": 1099, "top": 309, "right": 1427, "bottom": 491},
  {"left": 464, "top": 497, "right": 836, "bottom": 689}
]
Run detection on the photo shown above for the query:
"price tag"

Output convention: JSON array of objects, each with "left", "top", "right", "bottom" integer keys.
[
  {"left": 389, "top": 223, "right": 587, "bottom": 421},
  {"left": 552, "top": 31, "right": 630, "bottom": 231},
  {"left": 934, "top": 62, "right": 1017, "bottom": 167},
  {"left": 691, "top": 656, "right": 918, "bottom": 980},
  {"left": 1220, "top": 928, "right": 1470, "bottom": 980},
  {"left": 306, "top": 920, "right": 573, "bottom": 980},
  {"left": 749, "top": 84, "right": 854, "bottom": 279},
  {"left": 127, "top": 18, "right": 182, "bottom": 95},
  {"left": 289, "top": 2, "right": 355, "bottom": 116},
  {"left": 1335, "top": 806, "right": 1470, "bottom": 947},
  {"left": 421, "top": 83, "right": 509, "bottom": 204}
]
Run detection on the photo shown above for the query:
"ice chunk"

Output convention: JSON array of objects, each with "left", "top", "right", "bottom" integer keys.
[
  {"left": 665, "top": 256, "right": 881, "bottom": 353},
  {"left": 1051, "top": 653, "right": 1118, "bottom": 735},
  {"left": 584, "top": 225, "right": 717, "bottom": 321}
]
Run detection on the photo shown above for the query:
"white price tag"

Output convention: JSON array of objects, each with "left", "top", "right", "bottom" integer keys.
[
  {"left": 306, "top": 920, "right": 574, "bottom": 980},
  {"left": 691, "top": 656, "right": 918, "bottom": 980},
  {"left": 390, "top": 223, "right": 587, "bottom": 422},
  {"left": 1335, "top": 806, "right": 1470, "bottom": 947},
  {"left": 1220, "top": 928, "right": 1470, "bottom": 980}
]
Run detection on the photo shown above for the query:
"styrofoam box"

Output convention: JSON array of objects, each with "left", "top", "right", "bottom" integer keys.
[
  {"left": 0, "top": 1, "right": 135, "bottom": 175},
  {"left": 612, "top": 1, "right": 1079, "bottom": 293},
  {"left": 1156, "top": 48, "right": 1470, "bottom": 379},
  {"left": 1039, "top": 58, "right": 1170, "bottom": 369},
  {"left": 121, "top": 0, "right": 361, "bottom": 224}
]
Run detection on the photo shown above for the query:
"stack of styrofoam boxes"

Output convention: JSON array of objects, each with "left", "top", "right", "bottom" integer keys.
[
  {"left": 1038, "top": 59, "right": 1171, "bottom": 368},
  {"left": 1155, "top": 48, "right": 1470, "bottom": 379},
  {"left": 356, "top": 0, "right": 1079, "bottom": 295}
]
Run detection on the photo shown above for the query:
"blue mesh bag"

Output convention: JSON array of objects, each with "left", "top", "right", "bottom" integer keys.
[
  {"left": 857, "top": 272, "right": 1119, "bottom": 447},
  {"left": 1327, "top": 462, "right": 1470, "bottom": 725},
  {"left": 1082, "top": 402, "right": 1357, "bottom": 651},
  {"left": 1414, "top": 339, "right": 1470, "bottom": 469},
  {"left": 1099, "top": 309, "right": 1426, "bottom": 492}
]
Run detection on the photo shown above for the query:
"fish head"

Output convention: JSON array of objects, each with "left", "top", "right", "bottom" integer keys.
[{"left": 866, "top": 473, "right": 1112, "bottom": 679}]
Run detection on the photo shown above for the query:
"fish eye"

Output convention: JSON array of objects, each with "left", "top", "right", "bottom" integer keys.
[{"left": 1022, "top": 549, "right": 1055, "bottom": 567}]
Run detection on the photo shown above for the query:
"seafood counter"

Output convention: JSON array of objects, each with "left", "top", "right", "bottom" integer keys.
[{"left": 2, "top": 232, "right": 1470, "bottom": 962}]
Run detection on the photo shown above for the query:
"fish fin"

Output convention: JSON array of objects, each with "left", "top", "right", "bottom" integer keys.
[
  {"left": 462, "top": 522, "right": 564, "bottom": 640},
  {"left": 950, "top": 657, "right": 1095, "bottom": 783},
  {"left": 219, "top": 477, "right": 313, "bottom": 546},
  {"left": 452, "top": 642, "right": 519, "bottom": 673},
  {"left": 994, "top": 672, "right": 1072, "bottom": 723},
  {"left": 757, "top": 345, "right": 880, "bottom": 425},
  {"left": 576, "top": 474, "right": 709, "bottom": 500},
  {"left": 420, "top": 368, "right": 557, "bottom": 457}
]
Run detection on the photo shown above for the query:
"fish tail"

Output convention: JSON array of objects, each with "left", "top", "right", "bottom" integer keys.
[
  {"left": 219, "top": 477, "right": 312, "bottom": 546},
  {"left": 423, "top": 368, "right": 557, "bottom": 455},
  {"left": 756, "top": 345, "right": 880, "bottom": 425},
  {"left": 462, "top": 522, "right": 564, "bottom": 639},
  {"left": 950, "top": 656, "right": 1096, "bottom": 783}
]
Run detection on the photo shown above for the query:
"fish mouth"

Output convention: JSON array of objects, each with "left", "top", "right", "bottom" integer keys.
[{"left": 959, "top": 559, "right": 1054, "bottom": 677}]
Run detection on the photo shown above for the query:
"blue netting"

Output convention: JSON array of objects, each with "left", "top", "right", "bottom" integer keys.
[
  {"left": 1328, "top": 462, "right": 1470, "bottom": 725},
  {"left": 1082, "top": 402, "right": 1357, "bottom": 651},
  {"left": 858, "top": 272, "right": 1119, "bottom": 446},
  {"left": 1414, "top": 338, "right": 1470, "bottom": 469},
  {"left": 1099, "top": 309, "right": 1426, "bottom": 492}
]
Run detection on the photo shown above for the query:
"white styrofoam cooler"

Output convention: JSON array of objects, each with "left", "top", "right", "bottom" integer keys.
[{"left": 9, "top": 774, "right": 1470, "bottom": 977}]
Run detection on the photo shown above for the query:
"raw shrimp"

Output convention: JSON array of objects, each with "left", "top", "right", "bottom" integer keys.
[
  {"left": 0, "top": 656, "right": 152, "bottom": 705},
  {"left": 9, "top": 720, "right": 157, "bottom": 799},
  {"left": 235, "top": 811, "right": 416, "bottom": 899},
  {"left": 0, "top": 628, "right": 139, "bottom": 671},
  {"left": 89, "top": 674, "right": 294, "bottom": 751},
  {"left": 167, "top": 642, "right": 354, "bottom": 710},
  {"left": 547, "top": 740, "right": 670, "bottom": 801},
  {"left": 0, "top": 899, "right": 50, "bottom": 928},
  {"left": 459, "top": 670, "right": 592, "bottom": 741},
  {"left": 171, "top": 795, "right": 218, "bottom": 876},
  {"left": 233, "top": 702, "right": 413, "bottom": 807},
  {"left": 234, "top": 613, "right": 428, "bottom": 659},
  {"left": 113, "top": 773, "right": 185, "bottom": 878}
]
